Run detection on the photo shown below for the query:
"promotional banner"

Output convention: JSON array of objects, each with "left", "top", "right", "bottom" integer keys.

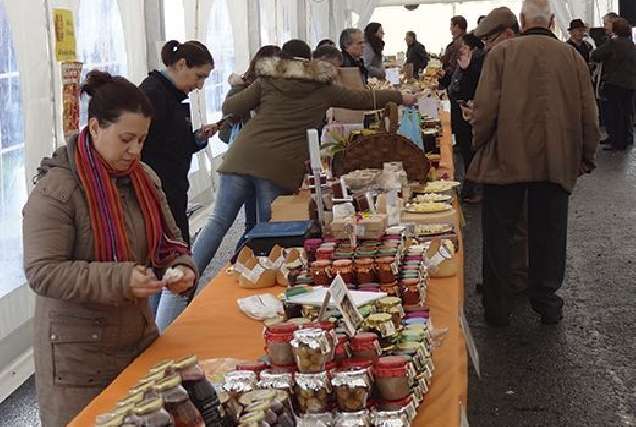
[
  {"left": 61, "top": 62, "right": 83, "bottom": 137},
  {"left": 53, "top": 8, "right": 76, "bottom": 61}
]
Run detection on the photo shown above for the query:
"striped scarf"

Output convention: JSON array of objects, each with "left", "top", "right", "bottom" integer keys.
[{"left": 75, "top": 127, "right": 190, "bottom": 266}]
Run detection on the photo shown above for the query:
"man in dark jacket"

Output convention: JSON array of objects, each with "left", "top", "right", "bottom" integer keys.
[
  {"left": 405, "top": 31, "right": 429, "bottom": 76},
  {"left": 339, "top": 28, "right": 368, "bottom": 83},
  {"left": 567, "top": 19, "right": 593, "bottom": 63},
  {"left": 591, "top": 17, "right": 636, "bottom": 150}
]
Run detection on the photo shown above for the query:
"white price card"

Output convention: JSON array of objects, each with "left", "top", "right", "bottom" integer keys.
[
  {"left": 330, "top": 275, "right": 364, "bottom": 336},
  {"left": 460, "top": 309, "right": 480, "bottom": 378}
]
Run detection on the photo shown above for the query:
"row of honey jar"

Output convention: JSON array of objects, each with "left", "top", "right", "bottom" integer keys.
[{"left": 94, "top": 355, "right": 230, "bottom": 427}]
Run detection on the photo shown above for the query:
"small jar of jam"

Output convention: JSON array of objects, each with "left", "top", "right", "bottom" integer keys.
[
  {"left": 375, "top": 258, "right": 397, "bottom": 283},
  {"left": 154, "top": 374, "right": 204, "bottom": 427},
  {"left": 374, "top": 357, "right": 411, "bottom": 402},
  {"left": 331, "top": 369, "right": 371, "bottom": 413},
  {"left": 354, "top": 259, "right": 376, "bottom": 284},
  {"left": 294, "top": 372, "right": 332, "bottom": 414},
  {"left": 332, "top": 259, "right": 354, "bottom": 284},
  {"left": 364, "top": 314, "right": 397, "bottom": 348},
  {"left": 132, "top": 398, "right": 174, "bottom": 427},
  {"left": 258, "top": 369, "right": 295, "bottom": 395},
  {"left": 310, "top": 260, "right": 332, "bottom": 286},
  {"left": 222, "top": 371, "right": 258, "bottom": 402},
  {"left": 316, "top": 246, "right": 335, "bottom": 261},
  {"left": 236, "top": 361, "right": 269, "bottom": 380},
  {"left": 291, "top": 329, "right": 331, "bottom": 373},
  {"left": 265, "top": 323, "right": 299, "bottom": 366},
  {"left": 379, "top": 282, "right": 400, "bottom": 297},
  {"left": 376, "top": 297, "right": 404, "bottom": 330},
  {"left": 307, "top": 321, "right": 338, "bottom": 363},
  {"left": 350, "top": 332, "right": 382, "bottom": 360}
]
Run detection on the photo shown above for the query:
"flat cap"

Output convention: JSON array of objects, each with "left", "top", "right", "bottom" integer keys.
[{"left": 474, "top": 7, "right": 518, "bottom": 38}]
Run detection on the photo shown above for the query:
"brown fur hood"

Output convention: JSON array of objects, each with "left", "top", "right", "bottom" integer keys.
[{"left": 255, "top": 57, "right": 337, "bottom": 83}]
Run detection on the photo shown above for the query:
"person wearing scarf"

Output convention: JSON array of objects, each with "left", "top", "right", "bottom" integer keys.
[{"left": 22, "top": 70, "right": 197, "bottom": 427}]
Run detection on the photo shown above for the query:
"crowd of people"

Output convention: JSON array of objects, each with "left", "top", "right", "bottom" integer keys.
[{"left": 20, "top": 0, "right": 636, "bottom": 424}]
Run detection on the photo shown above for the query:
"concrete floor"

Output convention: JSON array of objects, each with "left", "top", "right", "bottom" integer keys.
[{"left": 2, "top": 149, "right": 635, "bottom": 426}]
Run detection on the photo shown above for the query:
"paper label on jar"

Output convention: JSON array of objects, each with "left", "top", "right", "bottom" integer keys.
[
  {"left": 391, "top": 262, "right": 399, "bottom": 276},
  {"left": 380, "top": 321, "right": 396, "bottom": 337}
]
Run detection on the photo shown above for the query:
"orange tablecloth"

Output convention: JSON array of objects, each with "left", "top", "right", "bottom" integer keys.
[{"left": 71, "top": 111, "right": 468, "bottom": 427}]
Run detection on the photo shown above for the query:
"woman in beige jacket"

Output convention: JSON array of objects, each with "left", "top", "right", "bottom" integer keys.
[{"left": 22, "top": 70, "right": 198, "bottom": 426}]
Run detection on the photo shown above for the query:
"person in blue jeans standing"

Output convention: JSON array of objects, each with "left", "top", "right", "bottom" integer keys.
[
  {"left": 192, "top": 39, "right": 414, "bottom": 276},
  {"left": 140, "top": 40, "right": 217, "bottom": 332}
]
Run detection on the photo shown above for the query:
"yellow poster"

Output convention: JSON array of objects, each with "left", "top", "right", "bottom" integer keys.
[{"left": 53, "top": 8, "right": 76, "bottom": 61}]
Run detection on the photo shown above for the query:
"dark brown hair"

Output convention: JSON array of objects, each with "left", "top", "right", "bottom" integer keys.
[
  {"left": 451, "top": 15, "right": 468, "bottom": 32},
  {"left": 282, "top": 39, "right": 312, "bottom": 59},
  {"left": 612, "top": 18, "right": 632, "bottom": 37},
  {"left": 364, "top": 22, "right": 385, "bottom": 57},
  {"left": 245, "top": 45, "right": 282, "bottom": 83},
  {"left": 312, "top": 45, "right": 343, "bottom": 65},
  {"left": 81, "top": 70, "right": 153, "bottom": 125},
  {"left": 160, "top": 40, "right": 214, "bottom": 68}
]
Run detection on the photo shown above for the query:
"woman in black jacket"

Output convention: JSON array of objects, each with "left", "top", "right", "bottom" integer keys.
[
  {"left": 140, "top": 40, "right": 216, "bottom": 332},
  {"left": 591, "top": 18, "right": 636, "bottom": 151},
  {"left": 449, "top": 33, "right": 485, "bottom": 203}
]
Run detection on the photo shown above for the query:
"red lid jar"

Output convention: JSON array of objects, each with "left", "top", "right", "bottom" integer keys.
[
  {"left": 332, "top": 259, "right": 354, "bottom": 284},
  {"left": 316, "top": 247, "right": 335, "bottom": 261},
  {"left": 265, "top": 323, "right": 299, "bottom": 366},
  {"left": 350, "top": 332, "right": 382, "bottom": 360},
  {"left": 310, "top": 260, "right": 333, "bottom": 286},
  {"left": 375, "top": 257, "right": 397, "bottom": 283},
  {"left": 354, "top": 259, "right": 376, "bottom": 284},
  {"left": 378, "top": 395, "right": 414, "bottom": 412},
  {"left": 374, "top": 356, "right": 411, "bottom": 401},
  {"left": 334, "top": 334, "right": 351, "bottom": 366},
  {"left": 235, "top": 361, "right": 269, "bottom": 380}
]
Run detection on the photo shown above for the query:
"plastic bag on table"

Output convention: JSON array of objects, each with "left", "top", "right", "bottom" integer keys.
[
  {"left": 237, "top": 293, "right": 283, "bottom": 320},
  {"left": 199, "top": 358, "right": 249, "bottom": 388}
]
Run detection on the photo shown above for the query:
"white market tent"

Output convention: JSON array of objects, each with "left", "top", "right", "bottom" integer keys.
[{"left": 0, "top": 0, "right": 619, "bottom": 402}]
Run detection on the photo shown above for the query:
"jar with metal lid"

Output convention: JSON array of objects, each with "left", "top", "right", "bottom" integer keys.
[
  {"left": 374, "top": 357, "right": 411, "bottom": 402},
  {"left": 354, "top": 259, "right": 376, "bottom": 284},
  {"left": 375, "top": 258, "right": 398, "bottom": 283},
  {"left": 133, "top": 398, "right": 174, "bottom": 427},
  {"left": 364, "top": 314, "right": 397, "bottom": 341},
  {"left": 154, "top": 374, "right": 204, "bottom": 427},
  {"left": 309, "top": 321, "right": 338, "bottom": 363},
  {"left": 334, "top": 410, "right": 371, "bottom": 426},
  {"left": 222, "top": 370, "right": 258, "bottom": 401},
  {"left": 264, "top": 323, "right": 298, "bottom": 368},
  {"left": 291, "top": 329, "right": 331, "bottom": 373},
  {"left": 236, "top": 361, "right": 269, "bottom": 380},
  {"left": 297, "top": 412, "right": 334, "bottom": 426},
  {"left": 377, "top": 395, "right": 415, "bottom": 415},
  {"left": 95, "top": 413, "right": 125, "bottom": 427},
  {"left": 350, "top": 333, "right": 381, "bottom": 360},
  {"left": 149, "top": 359, "right": 175, "bottom": 377},
  {"left": 376, "top": 297, "right": 404, "bottom": 330},
  {"left": 332, "top": 259, "right": 354, "bottom": 284},
  {"left": 294, "top": 372, "right": 332, "bottom": 413},
  {"left": 334, "top": 334, "right": 352, "bottom": 366},
  {"left": 258, "top": 369, "right": 295, "bottom": 394},
  {"left": 372, "top": 410, "right": 410, "bottom": 426},
  {"left": 310, "top": 260, "right": 333, "bottom": 286},
  {"left": 129, "top": 380, "right": 160, "bottom": 401},
  {"left": 331, "top": 369, "right": 371, "bottom": 412},
  {"left": 139, "top": 371, "right": 166, "bottom": 387},
  {"left": 95, "top": 406, "right": 132, "bottom": 426}
]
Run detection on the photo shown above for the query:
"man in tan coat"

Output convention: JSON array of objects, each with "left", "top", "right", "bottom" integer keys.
[{"left": 468, "top": 0, "right": 599, "bottom": 326}]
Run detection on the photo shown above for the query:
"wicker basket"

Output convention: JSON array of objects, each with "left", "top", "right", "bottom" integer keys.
[{"left": 331, "top": 102, "right": 430, "bottom": 183}]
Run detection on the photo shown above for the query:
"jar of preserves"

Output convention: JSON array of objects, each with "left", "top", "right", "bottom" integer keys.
[
  {"left": 154, "top": 374, "right": 204, "bottom": 427},
  {"left": 297, "top": 412, "right": 334, "bottom": 426},
  {"left": 374, "top": 357, "right": 411, "bottom": 402},
  {"left": 285, "top": 261, "right": 304, "bottom": 288},
  {"left": 264, "top": 322, "right": 299, "bottom": 366},
  {"left": 308, "top": 321, "right": 338, "bottom": 363},
  {"left": 236, "top": 361, "right": 269, "bottom": 381},
  {"left": 117, "top": 391, "right": 145, "bottom": 409},
  {"left": 222, "top": 370, "right": 258, "bottom": 402},
  {"left": 304, "top": 238, "right": 323, "bottom": 262},
  {"left": 377, "top": 395, "right": 415, "bottom": 414},
  {"left": 372, "top": 410, "right": 410, "bottom": 426},
  {"left": 364, "top": 314, "right": 397, "bottom": 342},
  {"left": 95, "top": 413, "right": 125, "bottom": 427},
  {"left": 399, "top": 280, "right": 423, "bottom": 308},
  {"left": 334, "top": 334, "right": 351, "bottom": 366},
  {"left": 334, "top": 410, "right": 371, "bottom": 426},
  {"left": 376, "top": 297, "right": 404, "bottom": 330},
  {"left": 310, "top": 260, "right": 332, "bottom": 286},
  {"left": 332, "top": 259, "right": 354, "bottom": 285},
  {"left": 258, "top": 369, "right": 295, "bottom": 394},
  {"left": 379, "top": 282, "right": 400, "bottom": 298},
  {"left": 132, "top": 398, "right": 175, "bottom": 427},
  {"left": 331, "top": 369, "right": 371, "bottom": 412},
  {"left": 291, "top": 329, "right": 331, "bottom": 373},
  {"left": 173, "top": 355, "right": 229, "bottom": 427},
  {"left": 294, "top": 372, "right": 332, "bottom": 414},
  {"left": 375, "top": 258, "right": 397, "bottom": 283},
  {"left": 138, "top": 371, "right": 166, "bottom": 387},
  {"left": 350, "top": 333, "right": 381, "bottom": 360},
  {"left": 354, "top": 259, "right": 376, "bottom": 284}
]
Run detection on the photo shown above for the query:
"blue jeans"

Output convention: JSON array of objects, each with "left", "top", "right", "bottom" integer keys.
[
  {"left": 149, "top": 288, "right": 188, "bottom": 333},
  {"left": 240, "top": 188, "right": 258, "bottom": 252},
  {"left": 192, "top": 173, "right": 288, "bottom": 274}
]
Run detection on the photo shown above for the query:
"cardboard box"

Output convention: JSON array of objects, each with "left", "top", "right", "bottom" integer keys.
[
  {"left": 271, "top": 193, "right": 311, "bottom": 222},
  {"left": 331, "top": 214, "right": 388, "bottom": 240}
]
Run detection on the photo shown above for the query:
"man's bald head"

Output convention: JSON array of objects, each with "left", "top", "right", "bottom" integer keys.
[{"left": 520, "top": 0, "right": 554, "bottom": 31}]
